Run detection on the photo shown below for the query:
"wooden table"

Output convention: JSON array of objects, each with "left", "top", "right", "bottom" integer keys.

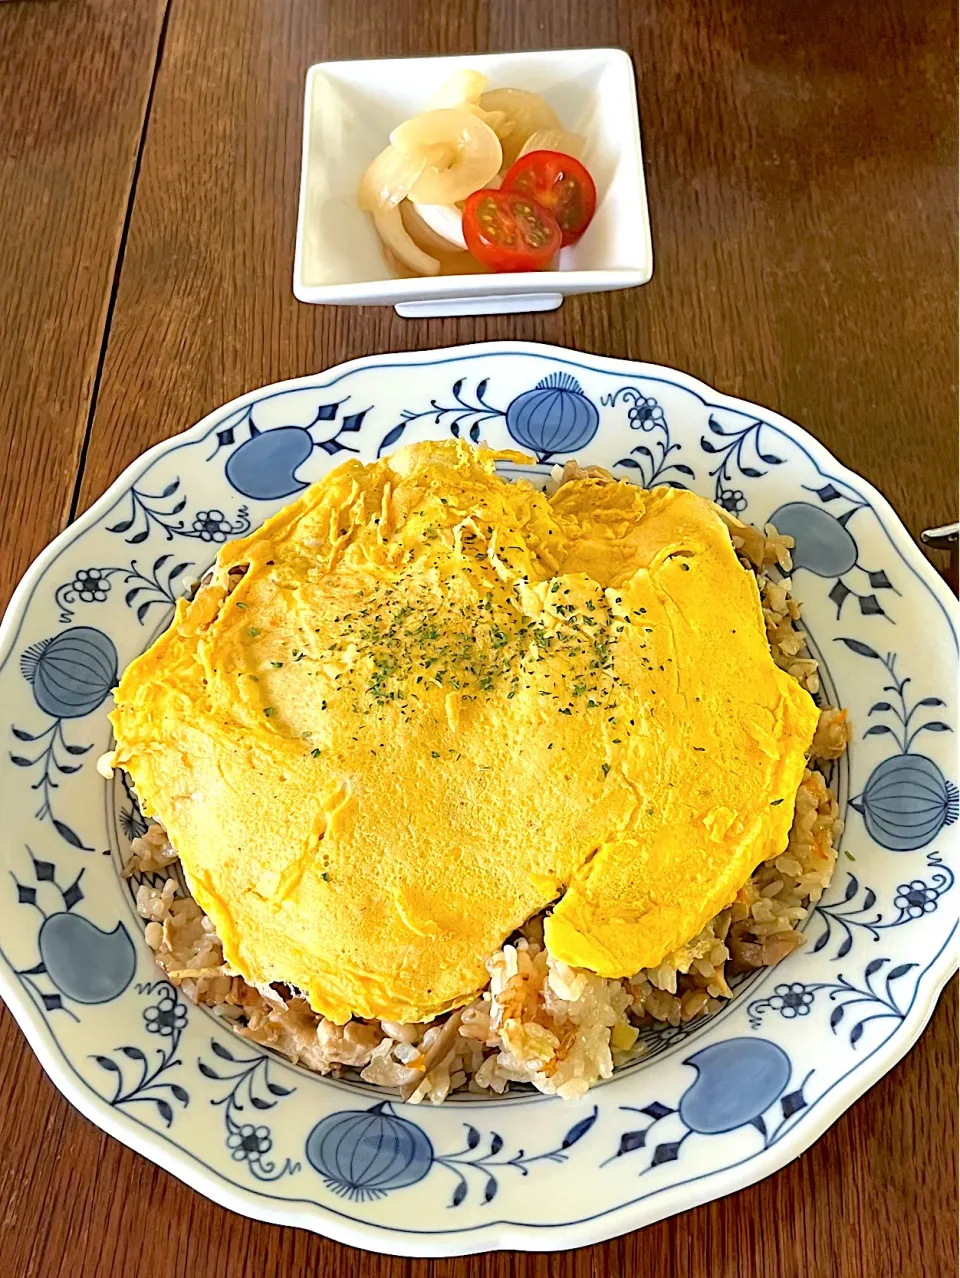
[{"left": 0, "top": 1, "right": 956, "bottom": 1274}]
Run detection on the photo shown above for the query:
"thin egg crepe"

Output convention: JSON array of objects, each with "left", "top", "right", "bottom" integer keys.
[{"left": 109, "top": 440, "right": 819, "bottom": 1023}]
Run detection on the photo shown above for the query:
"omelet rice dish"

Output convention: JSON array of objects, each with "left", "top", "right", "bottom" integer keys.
[{"left": 110, "top": 440, "right": 828, "bottom": 1045}]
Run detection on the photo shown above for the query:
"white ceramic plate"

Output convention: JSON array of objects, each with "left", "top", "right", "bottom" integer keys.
[{"left": 0, "top": 343, "right": 956, "bottom": 1256}]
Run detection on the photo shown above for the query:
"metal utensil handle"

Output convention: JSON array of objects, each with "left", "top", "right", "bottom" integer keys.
[{"left": 920, "top": 521, "right": 959, "bottom": 550}]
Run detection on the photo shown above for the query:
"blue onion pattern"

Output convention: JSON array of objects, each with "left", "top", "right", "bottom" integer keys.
[
  {"left": 144, "top": 988, "right": 188, "bottom": 1036},
  {"left": 13, "top": 627, "right": 117, "bottom": 847},
  {"left": 55, "top": 556, "right": 193, "bottom": 626},
  {"left": 699, "top": 415, "right": 784, "bottom": 510},
  {"left": 752, "top": 983, "right": 815, "bottom": 1020},
  {"left": 838, "top": 641, "right": 956, "bottom": 851},
  {"left": 71, "top": 568, "right": 112, "bottom": 603},
  {"left": 226, "top": 428, "right": 314, "bottom": 501},
  {"left": 432, "top": 1108, "right": 598, "bottom": 1208},
  {"left": 20, "top": 627, "right": 117, "bottom": 719},
  {"left": 851, "top": 754, "right": 958, "bottom": 852},
  {"left": 229, "top": 1123, "right": 273, "bottom": 1163},
  {"left": 717, "top": 488, "right": 747, "bottom": 513},
  {"left": 620, "top": 393, "right": 664, "bottom": 431},
  {"left": 505, "top": 373, "right": 600, "bottom": 460},
  {"left": 304, "top": 1100, "right": 598, "bottom": 1207},
  {"left": 895, "top": 879, "right": 941, "bottom": 917},
  {"left": 306, "top": 1101, "right": 434, "bottom": 1201},
  {"left": 0, "top": 354, "right": 954, "bottom": 1237}
]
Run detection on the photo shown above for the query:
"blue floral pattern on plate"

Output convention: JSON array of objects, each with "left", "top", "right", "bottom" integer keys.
[
  {"left": 0, "top": 343, "right": 955, "bottom": 1255},
  {"left": 813, "top": 851, "right": 955, "bottom": 957},
  {"left": 746, "top": 956, "right": 917, "bottom": 1047},
  {"left": 602, "top": 386, "right": 696, "bottom": 488},
  {"left": 93, "top": 981, "right": 190, "bottom": 1127},
  {"left": 55, "top": 555, "right": 195, "bottom": 626},
  {"left": 200, "top": 1040, "right": 301, "bottom": 1182}
]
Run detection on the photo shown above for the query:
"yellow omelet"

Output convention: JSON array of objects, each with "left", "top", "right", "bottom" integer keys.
[{"left": 109, "top": 440, "right": 819, "bottom": 1024}]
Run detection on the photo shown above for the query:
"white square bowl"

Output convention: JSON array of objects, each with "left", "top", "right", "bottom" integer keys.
[{"left": 293, "top": 49, "right": 653, "bottom": 316}]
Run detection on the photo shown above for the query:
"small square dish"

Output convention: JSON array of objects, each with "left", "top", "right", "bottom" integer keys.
[{"left": 293, "top": 49, "right": 653, "bottom": 316}]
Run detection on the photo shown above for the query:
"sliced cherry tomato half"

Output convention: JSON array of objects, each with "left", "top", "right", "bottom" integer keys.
[
  {"left": 500, "top": 150, "right": 597, "bottom": 246},
  {"left": 462, "top": 188, "right": 561, "bottom": 272}
]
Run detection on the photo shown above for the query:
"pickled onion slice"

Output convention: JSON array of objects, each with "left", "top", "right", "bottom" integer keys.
[
  {"left": 372, "top": 204, "right": 440, "bottom": 275},
  {"left": 391, "top": 109, "right": 501, "bottom": 204},
  {"left": 358, "top": 142, "right": 444, "bottom": 212},
  {"left": 518, "top": 128, "right": 586, "bottom": 160},
  {"left": 477, "top": 88, "right": 562, "bottom": 169},
  {"left": 427, "top": 69, "right": 487, "bottom": 109}
]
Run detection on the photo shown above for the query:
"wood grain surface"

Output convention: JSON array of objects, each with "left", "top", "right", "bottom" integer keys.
[
  {"left": 0, "top": 1, "right": 957, "bottom": 1275},
  {"left": 0, "top": 0, "right": 167, "bottom": 613}
]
